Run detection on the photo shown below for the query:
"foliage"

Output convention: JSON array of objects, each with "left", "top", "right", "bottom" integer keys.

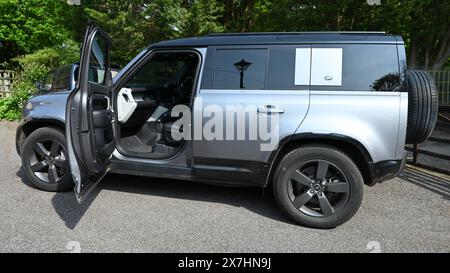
[
  {"left": 251, "top": 0, "right": 450, "bottom": 70},
  {"left": 0, "top": 40, "right": 79, "bottom": 120},
  {"left": 181, "top": 0, "right": 225, "bottom": 36},
  {"left": 0, "top": 91, "right": 27, "bottom": 120},
  {"left": 1, "top": 0, "right": 448, "bottom": 70},
  {"left": 84, "top": 0, "right": 225, "bottom": 66},
  {"left": 83, "top": 0, "right": 151, "bottom": 65},
  {"left": 80, "top": 0, "right": 449, "bottom": 70},
  {"left": 0, "top": 0, "right": 79, "bottom": 66},
  {"left": 401, "top": 0, "right": 450, "bottom": 70}
]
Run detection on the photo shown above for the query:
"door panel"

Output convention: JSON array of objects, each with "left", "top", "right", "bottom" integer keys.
[
  {"left": 193, "top": 90, "right": 310, "bottom": 160},
  {"left": 66, "top": 24, "right": 114, "bottom": 202},
  {"left": 192, "top": 45, "right": 311, "bottom": 185}
]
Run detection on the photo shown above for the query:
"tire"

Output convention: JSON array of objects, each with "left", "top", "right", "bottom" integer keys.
[
  {"left": 405, "top": 70, "right": 438, "bottom": 144},
  {"left": 21, "top": 127, "right": 74, "bottom": 192},
  {"left": 273, "top": 145, "right": 364, "bottom": 229}
]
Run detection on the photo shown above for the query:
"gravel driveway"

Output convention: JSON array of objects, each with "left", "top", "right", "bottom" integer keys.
[{"left": 0, "top": 121, "right": 449, "bottom": 253}]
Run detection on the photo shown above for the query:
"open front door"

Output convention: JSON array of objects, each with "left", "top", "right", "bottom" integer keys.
[{"left": 66, "top": 23, "right": 115, "bottom": 203}]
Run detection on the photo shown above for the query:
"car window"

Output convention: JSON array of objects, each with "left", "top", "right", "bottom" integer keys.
[
  {"left": 211, "top": 49, "right": 268, "bottom": 90},
  {"left": 42, "top": 70, "right": 55, "bottom": 91},
  {"left": 125, "top": 52, "right": 197, "bottom": 88},
  {"left": 74, "top": 65, "right": 119, "bottom": 86},
  {"left": 311, "top": 44, "right": 400, "bottom": 91},
  {"left": 88, "top": 35, "right": 109, "bottom": 85},
  {"left": 52, "top": 65, "right": 72, "bottom": 91},
  {"left": 268, "top": 47, "right": 308, "bottom": 90}
]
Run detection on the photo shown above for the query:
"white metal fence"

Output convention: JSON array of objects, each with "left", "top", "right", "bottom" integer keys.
[
  {"left": 0, "top": 70, "right": 15, "bottom": 98},
  {"left": 428, "top": 71, "right": 450, "bottom": 106}
]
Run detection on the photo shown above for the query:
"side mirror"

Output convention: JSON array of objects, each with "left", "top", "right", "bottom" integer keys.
[
  {"left": 42, "top": 84, "right": 52, "bottom": 91},
  {"left": 35, "top": 81, "right": 51, "bottom": 91}
]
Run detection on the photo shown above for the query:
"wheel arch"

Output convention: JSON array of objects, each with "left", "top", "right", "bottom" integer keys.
[
  {"left": 264, "top": 133, "right": 375, "bottom": 188},
  {"left": 16, "top": 118, "right": 66, "bottom": 155}
]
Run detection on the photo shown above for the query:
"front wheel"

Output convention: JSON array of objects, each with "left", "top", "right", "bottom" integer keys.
[
  {"left": 273, "top": 145, "right": 364, "bottom": 229},
  {"left": 21, "top": 127, "right": 74, "bottom": 192}
]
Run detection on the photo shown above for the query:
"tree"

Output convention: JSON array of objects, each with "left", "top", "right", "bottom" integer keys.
[
  {"left": 0, "top": 0, "right": 79, "bottom": 66},
  {"left": 1, "top": 0, "right": 448, "bottom": 70},
  {"left": 216, "top": 0, "right": 272, "bottom": 32},
  {"left": 403, "top": 0, "right": 450, "bottom": 70},
  {"left": 180, "top": 0, "right": 224, "bottom": 36},
  {"left": 0, "top": 40, "right": 79, "bottom": 120},
  {"left": 83, "top": 0, "right": 151, "bottom": 65},
  {"left": 83, "top": 0, "right": 225, "bottom": 65},
  {"left": 252, "top": 0, "right": 449, "bottom": 70}
]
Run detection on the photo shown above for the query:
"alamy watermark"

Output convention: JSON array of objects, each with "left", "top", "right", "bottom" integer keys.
[
  {"left": 366, "top": 241, "right": 382, "bottom": 253},
  {"left": 367, "top": 0, "right": 381, "bottom": 6},
  {"left": 66, "top": 241, "right": 81, "bottom": 253},
  {"left": 170, "top": 98, "right": 281, "bottom": 152}
]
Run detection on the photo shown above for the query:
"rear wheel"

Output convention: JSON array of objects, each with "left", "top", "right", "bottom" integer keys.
[
  {"left": 273, "top": 145, "right": 364, "bottom": 229},
  {"left": 21, "top": 127, "right": 74, "bottom": 192}
]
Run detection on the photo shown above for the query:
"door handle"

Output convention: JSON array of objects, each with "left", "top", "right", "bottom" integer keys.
[{"left": 258, "top": 105, "right": 285, "bottom": 114}]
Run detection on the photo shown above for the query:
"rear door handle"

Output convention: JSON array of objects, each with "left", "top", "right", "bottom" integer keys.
[{"left": 258, "top": 105, "right": 285, "bottom": 114}]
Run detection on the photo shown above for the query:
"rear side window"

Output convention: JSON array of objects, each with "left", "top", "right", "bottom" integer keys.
[
  {"left": 311, "top": 44, "right": 400, "bottom": 91},
  {"left": 203, "top": 44, "right": 400, "bottom": 92},
  {"left": 211, "top": 49, "right": 268, "bottom": 90},
  {"left": 267, "top": 47, "right": 308, "bottom": 90}
]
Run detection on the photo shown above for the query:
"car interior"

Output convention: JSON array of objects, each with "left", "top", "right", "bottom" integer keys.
[{"left": 115, "top": 51, "right": 200, "bottom": 159}]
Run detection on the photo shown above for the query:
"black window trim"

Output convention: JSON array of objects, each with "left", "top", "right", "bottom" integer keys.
[{"left": 113, "top": 48, "right": 202, "bottom": 94}]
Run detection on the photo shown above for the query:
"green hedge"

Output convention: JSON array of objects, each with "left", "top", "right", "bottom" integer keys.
[{"left": 0, "top": 41, "right": 80, "bottom": 121}]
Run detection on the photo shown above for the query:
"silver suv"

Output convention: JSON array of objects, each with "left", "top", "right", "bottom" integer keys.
[{"left": 16, "top": 25, "right": 438, "bottom": 228}]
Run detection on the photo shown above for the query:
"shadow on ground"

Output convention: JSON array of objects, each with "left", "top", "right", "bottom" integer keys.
[
  {"left": 17, "top": 165, "right": 450, "bottom": 230},
  {"left": 17, "top": 169, "right": 287, "bottom": 229},
  {"left": 399, "top": 168, "right": 450, "bottom": 201}
]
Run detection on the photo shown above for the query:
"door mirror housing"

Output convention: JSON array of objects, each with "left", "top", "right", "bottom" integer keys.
[
  {"left": 35, "top": 81, "right": 52, "bottom": 91},
  {"left": 42, "top": 84, "right": 52, "bottom": 91}
]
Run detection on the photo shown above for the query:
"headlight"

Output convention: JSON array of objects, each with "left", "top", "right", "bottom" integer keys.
[{"left": 25, "top": 101, "right": 33, "bottom": 110}]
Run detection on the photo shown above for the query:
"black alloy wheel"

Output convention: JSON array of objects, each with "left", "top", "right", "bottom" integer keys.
[
  {"left": 21, "top": 127, "right": 74, "bottom": 192},
  {"left": 273, "top": 145, "right": 364, "bottom": 229}
]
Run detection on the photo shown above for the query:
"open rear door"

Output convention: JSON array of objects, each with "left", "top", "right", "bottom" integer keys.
[{"left": 66, "top": 23, "right": 115, "bottom": 203}]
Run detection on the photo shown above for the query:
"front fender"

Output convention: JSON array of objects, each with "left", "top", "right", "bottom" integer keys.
[
  {"left": 21, "top": 92, "right": 70, "bottom": 123},
  {"left": 15, "top": 92, "right": 70, "bottom": 155}
]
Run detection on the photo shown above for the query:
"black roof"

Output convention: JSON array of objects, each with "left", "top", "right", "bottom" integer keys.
[{"left": 152, "top": 32, "right": 403, "bottom": 48}]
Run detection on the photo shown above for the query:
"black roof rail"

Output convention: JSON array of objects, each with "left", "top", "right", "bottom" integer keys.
[{"left": 208, "top": 31, "right": 387, "bottom": 36}]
